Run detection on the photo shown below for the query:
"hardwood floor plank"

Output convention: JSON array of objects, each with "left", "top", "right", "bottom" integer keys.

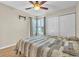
[{"left": 0, "top": 46, "right": 20, "bottom": 57}]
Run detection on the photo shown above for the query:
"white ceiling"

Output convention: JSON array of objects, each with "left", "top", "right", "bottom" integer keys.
[{"left": 0, "top": 1, "right": 78, "bottom": 16}]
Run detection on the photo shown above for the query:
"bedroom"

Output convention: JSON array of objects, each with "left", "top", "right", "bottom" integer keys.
[{"left": 0, "top": 0, "right": 79, "bottom": 57}]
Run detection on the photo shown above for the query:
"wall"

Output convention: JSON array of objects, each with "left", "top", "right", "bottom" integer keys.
[
  {"left": 0, "top": 3, "right": 30, "bottom": 49},
  {"left": 76, "top": 2, "right": 79, "bottom": 38},
  {"left": 46, "top": 6, "right": 76, "bottom": 17}
]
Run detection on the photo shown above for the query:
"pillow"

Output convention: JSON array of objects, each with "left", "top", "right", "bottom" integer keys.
[
  {"left": 63, "top": 48, "right": 79, "bottom": 56},
  {"left": 47, "top": 35, "right": 67, "bottom": 39},
  {"left": 68, "top": 36, "right": 79, "bottom": 41},
  {"left": 63, "top": 41, "right": 79, "bottom": 56},
  {"left": 46, "top": 35, "right": 58, "bottom": 38}
]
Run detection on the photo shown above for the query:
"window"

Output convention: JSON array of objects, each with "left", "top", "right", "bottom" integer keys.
[
  {"left": 46, "top": 13, "right": 75, "bottom": 37},
  {"left": 30, "top": 17, "right": 46, "bottom": 36},
  {"left": 46, "top": 17, "right": 59, "bottom": 36},
  {"left": 59, "top": 14, "right": 75, "bottom": 37}
]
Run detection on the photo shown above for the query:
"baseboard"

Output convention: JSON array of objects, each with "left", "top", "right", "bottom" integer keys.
[{"left": 0, "top": 43, "right": 16, "bottom": 50}]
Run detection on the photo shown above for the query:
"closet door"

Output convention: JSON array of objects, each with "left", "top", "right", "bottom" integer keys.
[
  {"left": 46, "top": 17, "right": 59, "bottom": 36},
  {"left": 60, "top": 14, "right": 75, "bottom": 37}
]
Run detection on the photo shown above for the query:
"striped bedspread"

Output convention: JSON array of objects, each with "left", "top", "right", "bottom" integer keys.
[{"left": 15, "top": 36, "right": 79, "bottom": 57}]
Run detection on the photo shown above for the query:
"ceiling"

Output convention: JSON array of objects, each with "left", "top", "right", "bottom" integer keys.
[{"left": 0, "top": 1, "right": 78, "bottom": 16}]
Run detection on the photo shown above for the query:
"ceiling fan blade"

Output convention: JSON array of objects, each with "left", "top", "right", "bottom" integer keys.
[
  {"left": 29, "top": 1, "right": 34, "bottom": 4},
  {"left": 25, "top": 7, "right": 32, "bottom": 10},
  {"left": 40, "top": 1, "right": 47, "bottom": 5},
  {"left": 40, "top": 7, "right": 48, "bottom": 10}
]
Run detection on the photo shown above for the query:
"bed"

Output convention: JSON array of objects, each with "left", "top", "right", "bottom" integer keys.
[{"left": 15, "top": 35, "right": 79, "bottom": 57}]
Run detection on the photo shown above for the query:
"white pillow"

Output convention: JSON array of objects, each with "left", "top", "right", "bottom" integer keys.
[
  {"left": 63, "top": 41, "right": 79, "bottom": 56},
  {"left": 68, "top": 36, "right": 79, "bottom": 41}
]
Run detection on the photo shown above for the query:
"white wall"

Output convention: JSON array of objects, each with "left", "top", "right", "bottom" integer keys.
[
  {"left": 46, "top": 6, "right": 76, "bottom": 17},
  {"left": 0, "top": 3, "right": 30, "bottom": 48},
  {"left": 76, "top": 2, "right": 79, "bottom": 38}
]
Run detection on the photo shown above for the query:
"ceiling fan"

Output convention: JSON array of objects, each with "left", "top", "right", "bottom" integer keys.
[{"left": 25, "top": 1, "right": 48, "bottom": 10}]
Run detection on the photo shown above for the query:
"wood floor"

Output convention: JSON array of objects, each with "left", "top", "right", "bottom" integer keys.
[
  {"left": 0, "top": 46, "right": 20, "bottom": 57},
  {"left": 0, "top": 46, "right": 72, "bottom": 57}
]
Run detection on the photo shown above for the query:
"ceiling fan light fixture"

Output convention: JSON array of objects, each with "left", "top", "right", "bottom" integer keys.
[
  {"left": 33, "top": 4, "right": 41, "bottom": 10},
  {"left": 34, "top": 6, "right": 40, "bottom": 10},
  {"left": 26, "top": 1, "right": 48, "bottom": 10}
]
